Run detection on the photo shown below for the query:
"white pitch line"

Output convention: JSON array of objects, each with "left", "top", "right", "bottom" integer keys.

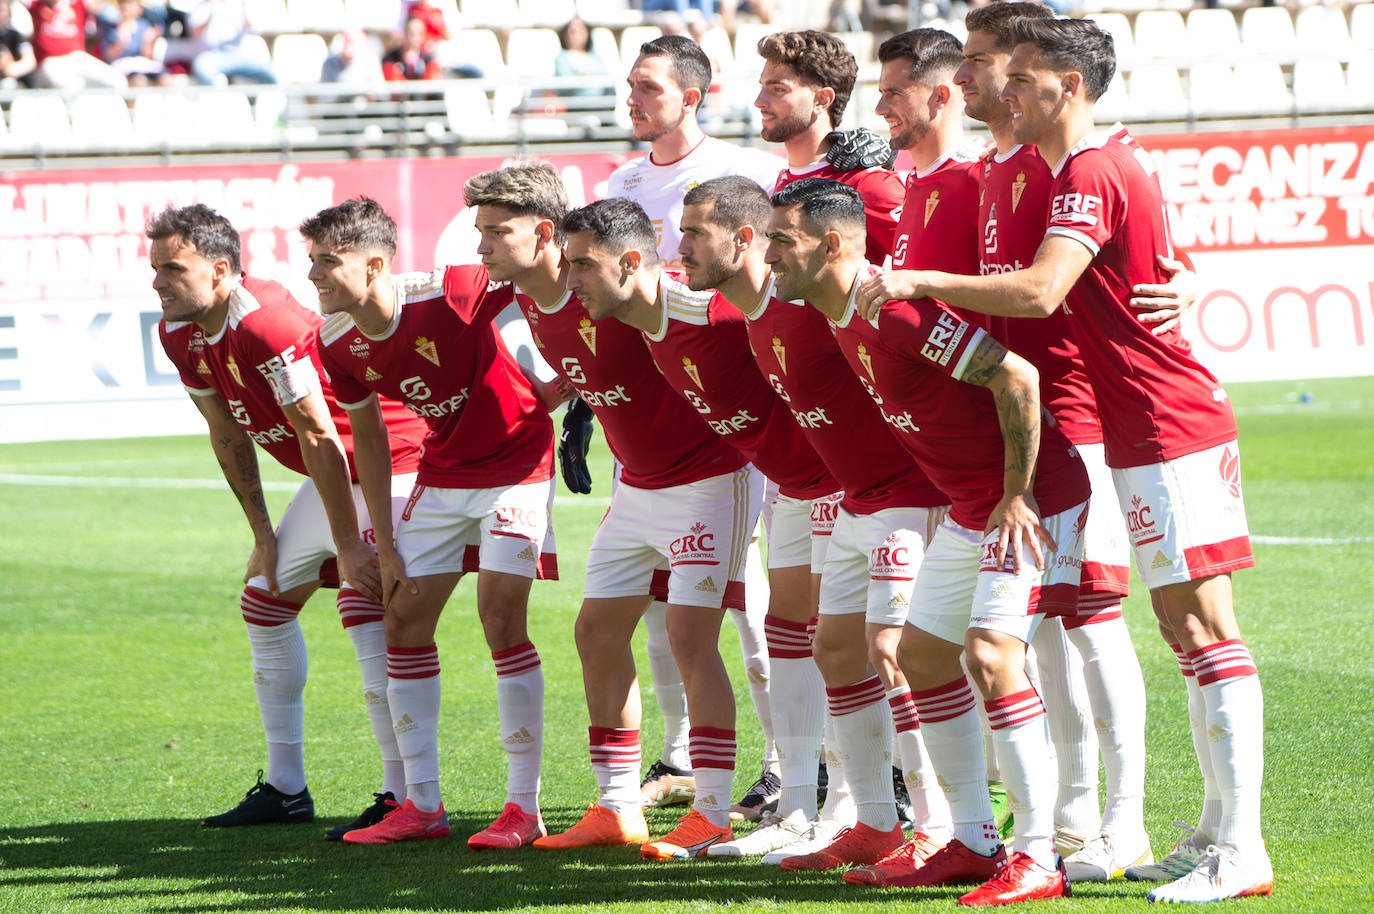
[
  {"left": 1251, "top": 535, "right": 1374, "bottom": 545},
  {"left": 0, "top": 472, "right": 611, "bottom": 506}
]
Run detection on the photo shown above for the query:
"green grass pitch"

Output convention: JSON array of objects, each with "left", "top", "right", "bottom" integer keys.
[{"left": 1, "top": 376, "right": 1371, "bottom": 913}]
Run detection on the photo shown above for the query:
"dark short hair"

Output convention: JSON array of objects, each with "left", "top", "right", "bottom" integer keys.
[
  {"left": 299, "top": 197, "right": 398, "bottom": 258},
  {"left": 146, "top": 204, "right": 243, "bottom": 273},
  {"left": 563, "top": 197, "right": 660, "bottom": 264},
  {"left": 965, "top": 0, "right": 1055, "bottom": 53},
  {"left": 876, "top": 27, "right": 965, "bottom": 83},
  {"left": 638, "top": 34, "right": 712, "bottom": 98},
  {"left": 463, "top": 163, "right": 570, "bottom": 245},
  {"left": 770, "top": 177, "right": 867, "bottom": 239},
  {"left": 683, "top": 176, "right": 772, "bottom": 233},
  {"left": 1008, "top": 17, "right": 1116, "bottom": 100},
  {"left": 757, "top": 30, "right": 858, "bottom": 128}
]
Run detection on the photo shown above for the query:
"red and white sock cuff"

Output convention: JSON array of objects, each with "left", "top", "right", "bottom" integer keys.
[
  {"left": 336, "top": 588, "right": 384, "bottom": 629},
  {"left": 688, "top": 726, "right": 737, "bottom": 771},
  {"left": 1169, "top": 642, "right": 1196, "bottom": 678},
  {"left": 1188, "top": 638, "right": 1258, "bottom": 686},
  {"left": 911, "top": 676, "right": 977, "bottom": 724},
  {"left": 240, "top": 589, "right": 303, "bottom": 626},
  {"left": 985, "top": 687, "right": 1046, "bottom": 731},
  {"left": 492, "top": 641, "right": 541, "bottom": 677},
  {"left": 827, "top": 675, "right": 886, "bottom": 716},
  {"left": 764, "top": 614, "right": 813, "bottom": 659},
  {"left": 387, "top": 643, "right": 440, "bottom": 679},
  {"left": 588, "top": 726, "right": 641, "bottom": 767},
  {"left": 886, "top": 686, "right": 920, "bottom": 733}
]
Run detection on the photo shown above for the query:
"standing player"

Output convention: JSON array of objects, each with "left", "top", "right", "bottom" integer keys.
[
  {"left": 150, "top": 204, "right": 428, "bottom": 836},
  {"left": 609, "top": 33, "right": 786, "bottom": 812},
  {"left": 860, "top": 19, "right": 1270, "bottom": 904},
  {"left": 462, "top": 163, "right": 762, "bottom": 857},
  {"left": 770, "top": 178, "right": 1091, "bottom": 904},
  {"left": 679, "top": 176, "right": 955, "bottom": 869},
  {"left": 301, "top": 198, "right": 557, "bottom": 849},
  {"left": 557, "top": 196, "right": 841, "bottom": 859}
]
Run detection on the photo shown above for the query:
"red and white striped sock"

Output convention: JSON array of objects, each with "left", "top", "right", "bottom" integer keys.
[
  {"left": 338, "top": 589, "right": 404, "bottom": 800},
  {"left": 589, "top": 727, "right": 641, "bottom": 814},
  {"left": 1189, "top": 638, "right": 1264, "bottom": 854},
  {"left": 241, "top": 589, "right": 308, "bottom": 795},
  {"left": 913, "top": 676, "right": 998, "bottom": 855},
  {"left": 889, "top": 686, "right": 952, "bottom": 841},
  {"left": 387, "top": 643, "right": 442, "bottom": 812},
  {"left": 689, "top": 726, "right": 737, "bottom": 827},
  {"left": 1171, "top": 641, "right": 1220, "bottom": 842},
  {"left": 493, "top": 641, "right": 544, "bottom": 815},
  {"left": 986, "top": 687, "right": 1056, "bottom": 868},
  {"left": 828, "top": 675, "right": 895, "bottom": 831},
  {"left": 765, "top": 614, "right": 824, "bottom": 819}
]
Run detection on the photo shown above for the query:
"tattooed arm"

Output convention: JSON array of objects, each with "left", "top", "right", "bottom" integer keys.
[
  {"left": 191, "top": 391, "right": 280, "bottom": 595},
  {"left": 958, "top": 334, "right": 1055, "bottom": 572}
]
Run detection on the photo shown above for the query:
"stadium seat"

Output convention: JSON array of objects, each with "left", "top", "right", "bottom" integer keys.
[
  {"left": 6, "top": 94, "right": 73, "bottom": 151},
  {"left": 1351, "top": 4, "right": 1374, "bottom": 53},
  {"left": 576, "top": 0, "right": 643, "bottom": 28},
  {"left": 1240, "top": 6, "right": 1297, "bottom": 61},
  {"left": 271, "top": 33, "right": 330, "bottom": 84},
  {"left": 244, "top": 0, "right": 297, "bottom": 35},
  {"left": 1292, "top": 57, "right": 1350, "bottom": 113},
  {"left": 193, "top": 89, "right": 259, "bottom": 145},
  {"left": 506, "top": 28, "right": 562, "bottom": 80},
  {"left": 590, "top": 26, "right": 620, "bottom": 73},
  {"left": 520, "top": 0, "right": 577, "bottom": 28},
  {"left": 435, "top": 29, "right": 506, "bottom": 79},
  {"left": 1294, "top": 6, "right": 1353, "bottom": 61},
  {"left": 697, "top": 25, "right": 735, "bottom": 75},
  {"left": 132, "top": 92, "right": 203, "bottom": 147},
  {"left": 1132, "top": 10, "right": 1187, "bottom": 62},
  {"left": 346, "top": 0, "right": 403, "bottom": 34},
  {"left": 462, "top": 0, "right": 521, "bottom": 29},
  {"left": 1186, "top": 60, "right": 1237, "bottom": 117},
  {"left": 1345, "top": 54, "right": 1374, "bottom": 109},
  {"left": 1230, "top": 60, "right": 1292, "bottom": 116},
  {"left": 445, "top": 83, "right": 505, "bottom": 140},
  {"left": 618, "top": 25, "right": 663, "bottom": 72},
  {"left": 837, "top": 31, "right": 875, "bottom": 69},
  {"left": 1185, "top": 9, "right": 1242, "bottom": 63},
  {"left": 1094, "top": 69, "right": 1130, "bottom": 124},
  {"left": 733, "top": 22, "right": 773, "bottom": 81},
  {"left": 1128, "top": 63, "right": 1189, "bottom": 120},
  {"left": 254, "top": 88, "right": 290, "bottom": 138},
  {"left": 68, "top": 93, "right": 137, "bottom": 150},
  {"left": 1089, "top": 13, "right": 1137, "bottom": 70},
  {"left": 287, "top": 0, "right": 348, "bottom": 34}
]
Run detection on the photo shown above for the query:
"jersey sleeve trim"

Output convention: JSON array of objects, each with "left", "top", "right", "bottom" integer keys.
[
  {"left": 319, "top": 311, "right": 359, "bottom": 347},
  {"left": 1044, "top": 225, "right": 1101, "bottom": 256},
  {"left": 335, "top": 390, "right": 380, "bottom": 411},
  {"left": 184, "top": 383, "right": 217, "bottom": 397},
  {"left": 950, "top": 325, "right": 988, "bottom": 380}
]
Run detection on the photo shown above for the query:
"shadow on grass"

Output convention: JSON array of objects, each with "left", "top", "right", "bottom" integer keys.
[{"left": 0, "top": 811, "right": 1152, "bottom": 912}]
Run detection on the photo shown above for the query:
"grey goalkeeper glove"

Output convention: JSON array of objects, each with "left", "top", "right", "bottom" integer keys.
[{"left": 825, "top": 127, "right": 897, "bottom": 171}]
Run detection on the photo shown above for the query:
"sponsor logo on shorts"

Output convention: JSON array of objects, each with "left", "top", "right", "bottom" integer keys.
[
  {"left": 1150, "top": 550, "right": 1173, "bottom": 570},
  {"left": 694, "top": 576, "right": 718, "bottom": 593},
  {"left": 1219, "top": 447, "right": 1242, "bottom": 498},
  {"left": 1126, "top": 494, "right": 1162, "bottom": 546},
  {"left": 811, "top": 495, "right": 841, "bottom": 533},
  {"left": 871, "top": 534, "right": 912, "bottom": 580},
  {"left": 671, "top": 522, "right": 718, "bottom": 567},
  {"left": 979, "top": 542, "right": 1018, "bottom": 573},
  {"left": 494, "top": 506, "right": 543, "bottom": 536},
  {"left": 517, "top": 544, "right": 536, "bottom": 562},
  {"left": 887, "top": 593, "right": 910, "bottom": 609}
]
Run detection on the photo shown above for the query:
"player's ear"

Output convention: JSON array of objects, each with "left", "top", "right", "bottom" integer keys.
[
  {"left": 535, "top": 218, "right": 556, "bottom": 244},
  {"left": 823, "top": 229, "right": 844, "bottom": 258},
  {"left": 620, "top": 248, "right": 642, "bottom": 274},
  {"left": 682, "top": 85, "right": 703, "bottom": 113},
  {"left": 931, "top": 82, "right": 951, "bottom": 111},
  {"left": 814, "top": 85, "right": 835, "bottom": 115},
  {"left": 212, "top": 257, "right": 233, "bottom": 282},
  {"left": 366, "top": 254, "right": 385, "bottom": 279},
  {"left": 735, "top": 224, "right": 755, "bottom": 249},
  {"left": 1063, "top": 70, "right": 1085, "bottom": 100}
]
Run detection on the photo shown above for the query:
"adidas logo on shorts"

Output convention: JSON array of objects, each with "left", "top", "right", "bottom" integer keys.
[
  {"left": 887, "top": 593, "right": 910, "bottom": 608},
  {"left": 1151, "top": 551, "right": 1173, "bottom": 570},
  {"left": 694, "top": 576, "right": 718, "bottom": 593},
  {"left": 517, "top": 545, "right": 536, "bottom": 562}
]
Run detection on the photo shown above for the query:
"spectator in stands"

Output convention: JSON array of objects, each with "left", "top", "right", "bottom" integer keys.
[
  {"left": 382, "top": 15, "right": 440, "bottom": 81},
  {"left": 321, "top": 26, "right": 382, "bottom": 85},
  {"left": 1, "top": 0, "right": 37, "bottom": 87},
  {"left": 718, "top": 0, "right": 771, "bottom": 32},
  {"left": 554, "top": 16, "right": 611, "bottom": 91},
  {"left": 186, "top": 0, "right": 275, "bottom": 85},
  {"left": 28, "top": 0, "right": 128, "bottom": 88},
  {"left": 97, "top": 0, "right": 176, "bottom": 86},
  {"left": 397, "top": 0, "right": 446, "bottom": 51}
]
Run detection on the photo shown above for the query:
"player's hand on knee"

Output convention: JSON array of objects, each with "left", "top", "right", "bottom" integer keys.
[
  {"left": 245, "top": 536, "right": 280, "bottom": 596},
  {"left": 378, "top": 547, "right": 417, "bottom": 608},
  {"left": 337, "top": 538, "right": 383, "bottom": 603},
  {"left": 558, "top": 398, "right": 596, "bottom": 494}
]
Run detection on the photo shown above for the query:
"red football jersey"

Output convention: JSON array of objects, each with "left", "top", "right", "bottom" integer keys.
[
  {"left": 644, "top": 277, "right": 837, "bottom": 500},
  {"left": 513, "top": 287, "right": 746, "bottom": 489},
  {"left": 829, "top": 267, "right": 1089, "bottom": 531},
  {"left": 892, "top": 150, "right": 983, "bottom": 277},
  {"left": 160, "top": 275, "right": 424, "bottom": 479},
  {"left": 739, "top": 282, "right": 947, "bottom": 514},
  {"left": 979, "top": 144, "right": 1101, "bottom": 447},
  {"left": 774, "top": 162, "right": 906, "bottom": 265},
  {"left": 30, "top": 0, "right": 87, "bottom": 62},
  {"left": 318, "top": 265, "right": 553, "bottom": 489},
  {"left": 1044, "top": 128, "right": 1237, "bottom": 468}
]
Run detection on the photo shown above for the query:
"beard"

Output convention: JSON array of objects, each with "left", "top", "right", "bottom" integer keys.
[{"left": 760, "top": 107, "right": 816, "bottom": 144}]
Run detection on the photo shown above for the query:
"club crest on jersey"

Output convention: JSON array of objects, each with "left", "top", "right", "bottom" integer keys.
[
  {"left": 578, "top": 317, "right": 597, "bottom": 355},
  {"left": 1011, "top": 172, "right": 1027, "bottom": 212},
  {"left": 195, "top": 357, "right": 212, "bottom": 376},
  {"left": 682, "top": 356, "right": 703, "bottom": 389},
  {"left": 226, "top": 355, "right": 243, "bottom": 387},
  {"left": 364, "top": 366, "right": 382, "bottom": 382},
  {"left": 415, "top": 336, "right": 440, "bottom": 366},
  {"left": 772, "top": 336, "right": 787, "bottom": 374},
  {"left": 923, "top": 190, "right": 940, "bottom": 228},
  {"left": 856, "top": 343, "right": 874, "bottom": 379}
]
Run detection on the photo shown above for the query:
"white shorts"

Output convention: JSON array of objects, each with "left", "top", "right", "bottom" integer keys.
[
  {"left": 584, "top": 464, "right": 765, "bottom": 610},
  {"left": 819, "top": 505, "right": 949, "bottom": 626},
  {"left": 908, "top": 501, "right": 1088, "bottom": 646},
  {"left": 1070, "top": 442, "right": 1131, "bottom": 627},
  {"left": 762, "top": 489, "right": 842, "bottom": 573},
  {"left": 398, "top": 478, "right": 556, "bottom": 579},
  {"left": 249, "top": 472, "right": 419, "bottom": 593},
  {"left": 1112, "top": 439, "right": 1254, "bottom": 589}
]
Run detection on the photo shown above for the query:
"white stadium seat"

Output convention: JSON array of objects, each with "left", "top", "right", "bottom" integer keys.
[
  {"left": 505, "top": 28, "right": 562, "bottom": 80},
  {"left": 132, "top": 92, "right": 203, "bottom": 146},
  {"left": 1094, "top": 69, "right": 1130, "bottom": 124},
  {"left": 244, "top": 0, "right": 297, "bottom": 35},
  {"left": 1132, "top": 10, "right": 1188, "bottom": 62},
  {"left": 68, "top": 94, "right": 137, "bottom": 149},
  {"left": 1187, "top": 60, "right": 1237, "bottom": 117},
  {"left": 1089, "top": 13, "right": 1137, "bottom": 70},
  {"left": 1185, "top": 9, "right": 1242, "bottom": 63},
  {"left": 1294, "top": 6, "right": 1353, "bottom": 61},
  {"left": 286, "top": 0, "right": 348, "bottom": 35},
  {"left": 1351, "top": 4, "right": 1374, "bottom": 53},
  {"left": 1231, "top": 60, "right": 1292, "bottom": 117},
  {"left": 435, "top": 29, "right": 506, "bottom": 79},
  {"left": 576, "top": 0, "right": 643, "bottom": 28},
  {"left": 462, "top": 0, "right": 521, "bottom": 30},
  {"left": 194, "top": 90, "right": 259, "bottom": 145},
  {"left": 271, "top": 32, "right": 330, "bottom": 84},
  {"left": 7, "top": 94, "right": 73, "bottom": 150},
  {"left": 733, "top": 22, "right": 773, "bottom": 82},
  {"left": 520, "top": 0, "right": 578, "bottom": 28},
  {"left": 346, "top": 0, "right": 403, "bottom": 33},
  {"left": 1344, "top": 54, "right": 1374, "bottom": 108},
  {"left": 1240, "top": 6, "right": 1298, "bottom": 60},
  {"left": 1129, "top": 63, "right": 1189, "bottom": 120},
  {"left": 618, "top": 25, "right": 663, "bottom": 72},
  {"left": 1292, "top": 57, "right": 1350, "bottom": 113},
  {"left": 589, "top": 26, "right": 620, "bottom": 74}
]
